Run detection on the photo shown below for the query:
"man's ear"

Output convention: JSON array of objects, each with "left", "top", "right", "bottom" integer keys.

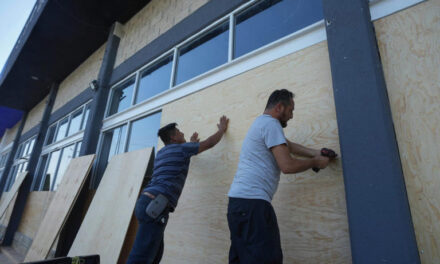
[{"left": 275, "top": 102, "right": 284, "bottom": 113}]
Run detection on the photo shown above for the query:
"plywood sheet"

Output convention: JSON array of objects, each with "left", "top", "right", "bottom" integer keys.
[
  {"left": 24, "top": 155, "right": 95, "bottom": 262},
  {"left": 374, "top": 1, "right": 440, "bottom": 263},
  {"left": 0, "top": 171, "right": 28, "bottom": 218},
  {"left": 68, "top": 148, "right": 153, "bottom": 264},
  {"left": 160, "top": 41, "right": 351, "bottom": 263}
]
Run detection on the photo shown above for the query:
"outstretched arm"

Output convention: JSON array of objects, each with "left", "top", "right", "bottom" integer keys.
[
  {"left": 286, "top": 139, "right": 320, "bottom": 158},
  {"left": 271, "top": 144, "right": 329, "bottom": 174},
  {"left": 196, "top": 115, "right": 229, "bottom": 154}
]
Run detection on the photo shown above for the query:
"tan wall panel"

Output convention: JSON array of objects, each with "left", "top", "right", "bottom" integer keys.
[
  {"left": 115, "top": 0, "right": 209, "bottom": 67},
  {"left": 52, "top": 44, "right": 106, "bottom": 113},
  {"left": 17, "top": 191, "right": 55, "bottom": 240},
  {"left": 0, "top": 121, "right": 22, "bottom": 149},
  {"left": 160, "top": 42, "right": 351, "bottom": 263},
  {"left": 374, "top": 1, "right": 440, "bottom": 263},
  {"left": 22, "top": 95, "right": 48, "bottom": 134}
]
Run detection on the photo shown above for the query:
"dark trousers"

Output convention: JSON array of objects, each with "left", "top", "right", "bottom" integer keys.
[
  {"left": 227, "top": 197, "right": 283, "bottom": 264},
  {"left": 127, "top": 195, "right": 169, "bottom": 264}
]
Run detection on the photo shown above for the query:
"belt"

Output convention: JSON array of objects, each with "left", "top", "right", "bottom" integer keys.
[{"left": 142, "top": 191, "right": 155, "bottom": 199}]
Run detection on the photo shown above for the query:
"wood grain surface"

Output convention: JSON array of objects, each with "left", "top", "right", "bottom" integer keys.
[
  {"left": 374, "top": 1, "right": 440, "bottom": 262},
  {"left": 0, "top": 172, "right": 27, "bottom": 218},
  {"left": 159, "top": 41, "right": 351, "bottom": 263},
  {"left": 24, "top": 155, "right": 95, "bottom": 262},
  {"left": 68, "top": 148, "right": 153, "bottom": 264}
]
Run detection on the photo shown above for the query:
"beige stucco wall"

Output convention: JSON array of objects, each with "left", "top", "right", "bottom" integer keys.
[
  {"left": 52, "top": 43, "right": 106, "bottom": 114},
  {"left": 114, "top": 0, "right": 209, "bottom": 67},
  {"left": 0, "top": 121, "right": 22, "bottom": 150},
  {"left": 159, "top": 41, "right": 351, "bottom": 263},
  {"left": 22, "top": 95, "right": 48, "bottom": 135},
  {"left": 374, "top": 0, "right": 440, "bottom": 263}
]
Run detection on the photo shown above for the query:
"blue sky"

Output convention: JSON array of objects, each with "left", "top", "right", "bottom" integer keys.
[{"left": 0, "top": 0, "right": 36, "bottom": 74}]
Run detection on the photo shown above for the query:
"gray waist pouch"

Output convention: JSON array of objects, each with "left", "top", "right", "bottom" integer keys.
[{"left": 146, "top": 194, "right": 169, "bottom": 219}]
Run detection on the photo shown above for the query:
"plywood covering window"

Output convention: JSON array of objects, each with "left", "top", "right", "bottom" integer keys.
[{"left": 32, "top": 101, "right": 91, "bottom": 191}]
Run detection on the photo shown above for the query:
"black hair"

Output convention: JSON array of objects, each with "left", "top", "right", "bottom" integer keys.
[
  {"left": 265, "top": 89, "right": 295, "bottom": 110},
  {"left": 158, "top": 123, "right": 177, "bottom": 145}
]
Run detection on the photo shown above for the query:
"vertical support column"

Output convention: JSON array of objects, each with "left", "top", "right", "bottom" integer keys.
[
  {"left": 2, "top": 83, "right": 58, "bottom": 246},
  {"left": 322, "top": 0, "right": 420, "bottom": 263},
  {"left": 0, "top": 112, "right": 28, "bottom": 198},
  {"left": 55, "top": 22, "right": 122, "bottom": 256}
]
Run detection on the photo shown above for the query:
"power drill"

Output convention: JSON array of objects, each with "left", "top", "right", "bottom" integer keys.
[{"left": 312, "top": 148, "right": 337, "bottom": 172}]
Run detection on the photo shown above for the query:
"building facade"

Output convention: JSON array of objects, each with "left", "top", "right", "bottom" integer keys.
[{"left": 0, "top": 0, "right": 439, "bottom": 263}]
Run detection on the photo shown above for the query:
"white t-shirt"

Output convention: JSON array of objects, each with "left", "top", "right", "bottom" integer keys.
[{"left": 228, "top": 114, "right": 286, "bottom": 202}]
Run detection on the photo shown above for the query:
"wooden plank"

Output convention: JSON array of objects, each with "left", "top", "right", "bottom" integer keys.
[
  {"left": 160, "top": 41, "right": 351, "bottom": 263},
  {"left": 0, "top": 172, "right": 28, "bottom": 218},
  {"left": 24, "top": 155, "right": 95, "bottom": 262},
  {"left": 374, "top": 1, "right": 440, "bottom": 263},
  {"left": 68, "top": 148, "right": 153, "bottom": 264}
]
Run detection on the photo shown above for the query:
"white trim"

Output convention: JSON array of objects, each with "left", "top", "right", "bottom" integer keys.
[
  {"left": 370, "top": 0, "right": 425, "bottom": 21},
  {"left": 41, "top": 131, "right": 84, "bottom": 155}
]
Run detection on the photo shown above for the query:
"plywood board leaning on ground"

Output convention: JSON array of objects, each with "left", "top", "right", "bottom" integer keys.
[
  {"left": 24, "top": 155, "right": 95, "bottom": 262},
  {"left": 0, "top": 171, "right": 28, "bottom": 218},
  {"left": 68, "top": 148, "right": 153, "bottom": 264},
  {"left": 374, "top": 1, "right": 440, "bottom": 263}
]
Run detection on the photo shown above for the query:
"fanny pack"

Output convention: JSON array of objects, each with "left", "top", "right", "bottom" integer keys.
[{"left": 145, "top": 193, "right": 169, "bottom": 219}]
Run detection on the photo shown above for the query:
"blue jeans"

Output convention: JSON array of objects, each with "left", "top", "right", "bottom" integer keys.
[{"left": 127, "top": 194, "right": 169, "bottom": 264}]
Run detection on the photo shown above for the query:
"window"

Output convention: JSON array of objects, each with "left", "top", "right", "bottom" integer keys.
[
  {"left": 96, "top": 111, "right": 161, "bottom": 187},
  {"left": 45, "top": 102, "right": 91, "bottom": 146},
  {"left": 175, "top": 21, "right": 229, "bottom": 85},
  {"left": 45, "top": 124, "right": 57, "bottom": 146},
  {"left": 37, "top": 141, "right": 82, "bottom": 191},
  {"left": 234, "top": 0, "right": 323, "bottom": 58},
  {"left": 108, "top": 78, "right": 135, "bottom": 116},
  {"left": 136, "top": 55, "right": 173, "bottom": 104},
  {"left": 4, "top": 136, "right": 35, "bottom": 191},
  {"left": 33, "top": 101, "right": 91, "bottom": 191},
  {"left": 68, "top": 108, "right": 83, "bottom": 136},
  {"left": 127, "top": 112, "right": 161, "bottom": 152},
  {"left": 55, "top": 117, "right": 69, "bottom": 142}
]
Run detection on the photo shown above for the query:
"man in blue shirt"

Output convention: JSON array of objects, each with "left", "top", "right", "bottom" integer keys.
[
  {"left": 228, "top": 89, "right": 335, "bottom": 264},
  {"left": 127, "top": 115, "right": 229, "bottom": 264}
]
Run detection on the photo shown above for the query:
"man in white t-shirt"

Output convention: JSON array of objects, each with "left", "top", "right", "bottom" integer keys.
[{"left": 227, "top": 89, "right": 334, "bottom": 264}]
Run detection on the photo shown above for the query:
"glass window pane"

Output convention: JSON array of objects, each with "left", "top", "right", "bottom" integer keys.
[
  {"left": 53, "top": 144, "right": 75, "bottom": 190},
  {"left": 42, "top": 150, "right": 60, "bottom": 191},
  {"left": 234, "top": 0, "right": 323, "bottom": 58},
  {"left": 55, "top": 117, "right": 69, "bottom": 142},
  {"left": 15, "top": 144, "right": 23, "bottom": 159},
  {"left": 107, "top": 125, "right": 128, "bottom": 161},
  {"left": 94, "top": 125, "right": 127, "bottom": 187},
  {"left": 81, "top": 104, "right": 91, "bottom": 130},
  {"left": 34, "top": 155, "right": 48, "bottom": 191},
  {"left": 23, "top": 142, "right": 30, "bottom": 157},
  {"left": 45, "top": 124, "right": 57, "bottom": 146},
  {"left": 136, "top": 55, "right": 173, "bottom": 104},
  {"left": 27, "top": 138, "right": 35, "bottom": 156},
  {"left": 127, "top": 112, "right": 161, "bottom": 152},
  {"left": 68, "top": 109, "right": 83, "bottom": 136},
  {"left": 175, "top": 21, "right": 229, "bottom": 85},
  {"left": 108, "top": 79, "right": 135, "bottom": 116},
  {"left": 74, "top": 141, "right": 82, "bottom": 158}
]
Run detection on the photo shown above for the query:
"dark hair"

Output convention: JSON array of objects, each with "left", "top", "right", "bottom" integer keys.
[
  {"left": 158, "top": 123, "right": 177, "bottom": 145},
  {"left": 265, "top": 89, "right": 295, "bottom": 110}
]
